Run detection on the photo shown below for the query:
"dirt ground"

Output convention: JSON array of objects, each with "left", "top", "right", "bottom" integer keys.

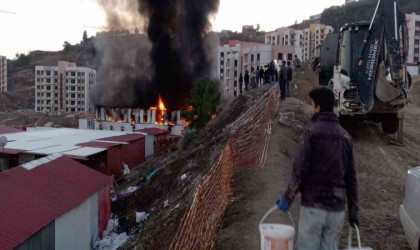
[{"left": 216, "top": 76, "right": 420, "bottom": 249}]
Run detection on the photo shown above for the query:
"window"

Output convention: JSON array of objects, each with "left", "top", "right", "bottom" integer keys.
[
  {"left": 278, "top": 53, "right": 283, "bottom": 60},
  {"left": 110, "top": 125, "right": 114, "bottom": 131},
  {"left": 71, "top": 79, "right": 75, "bottom": 84},
  {"left": 70, "top": 71, "right": 76, "bottom": 77},
  {"left": 121, "top": 126, "right": 125, "bottom": 131},
  {"left": 46, "top": 86, "right": 51, "bottom": 91},
  {"left": 46, "top": 71, "right": 51, "bottom": 76},
  {"left": 46, "top": 78, "right": 51, "bottom": 83}
]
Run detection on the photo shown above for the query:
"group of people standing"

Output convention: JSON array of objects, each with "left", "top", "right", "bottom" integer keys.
[
  {"left": 238, "top": 65, "right": 269, "bottom": 93},
  {"left": 237, "top": 55, "right": 301, "bottom": 95},
  {"left": 279, "top": 60, "right": 294, "bottom": 100}
]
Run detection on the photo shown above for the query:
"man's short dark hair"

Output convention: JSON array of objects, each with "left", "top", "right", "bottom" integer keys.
[
  {"left": 309, "top": 86, "right": 335, "bottom": 112},
  {"left": 287, "top": 61, "right": 291, "bottom": 66}
]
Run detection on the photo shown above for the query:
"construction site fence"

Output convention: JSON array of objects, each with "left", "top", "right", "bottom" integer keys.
[{"left": 170, "top": 85, "right": 280, "bottom": 249}]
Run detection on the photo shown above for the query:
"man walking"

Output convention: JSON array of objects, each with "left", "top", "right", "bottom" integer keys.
[
  {"left": 293, "top": 54, "right": 301, "bottom": 69},
  {"left": 286, "top": 61, "right": 293, "bottom": 97},
  {"left": 279, "top": 61, "right": 288, "bottom": 100},
  {"left": 244, "top": 70, "right": 250, "bottom": 91},
  {"left": 259, "top": 67, "right": 264, "bottom": 86},
  {"left": 277, "top": 87, "right": 359, "bottom": 249}
]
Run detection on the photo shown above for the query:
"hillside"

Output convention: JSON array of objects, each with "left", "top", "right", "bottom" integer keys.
[
  {"left": 3, "top": 39, "right": 98, "bottom": 112},
  {"left": 321, "top": 0, "right": 420, "bottom": 31}
]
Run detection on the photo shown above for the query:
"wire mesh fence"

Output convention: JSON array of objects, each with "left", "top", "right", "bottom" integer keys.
[{"left": 169, "top": 85, "right": 280, "bottom": 249}]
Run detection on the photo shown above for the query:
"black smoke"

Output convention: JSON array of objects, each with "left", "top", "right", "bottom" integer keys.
[{"left": 93, "top": 0, "right": 220, "bottom": 110}]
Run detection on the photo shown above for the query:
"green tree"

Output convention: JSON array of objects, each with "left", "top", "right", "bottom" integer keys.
[
  {"left": 256, "top": 23, "right": 260, "bottom": 33},
  {"left": 63, "top": 41, "right": 71, "bottom": 51},
  {"left": 182, "top": 78, "right": 220, "bottom": 130},
  {"left": 13, "top": 53, "right": 30, "bottom": 68},
  {"left": 82, "top": 30, "right": 88, "bottom": 43}
]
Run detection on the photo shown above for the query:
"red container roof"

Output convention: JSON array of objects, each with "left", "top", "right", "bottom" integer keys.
[
  {"left": 97, "top": 134, "right": 144, "bottom": 143},
  {"left": 136, "top": 128, "right": 170, "bottom": 136},
  {"left": 0, "top": 156, "right": 109, "bottom": 249}
]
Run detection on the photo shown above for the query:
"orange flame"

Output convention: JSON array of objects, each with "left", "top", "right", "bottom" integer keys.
[{"left": 158, "top": 95, "right": 166, "bottom": 111}]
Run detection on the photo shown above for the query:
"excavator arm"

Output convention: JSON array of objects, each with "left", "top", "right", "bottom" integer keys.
[{"left": 351, "top": 0, "right": 408, "bottom": 113}]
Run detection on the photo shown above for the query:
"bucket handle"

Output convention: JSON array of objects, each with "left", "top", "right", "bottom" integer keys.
[
  {"left": 347, "top": 224, "right": 362, "bottom": 250},
  {"left": 259, "top": 205, "right": 295, "bottom": 229}
]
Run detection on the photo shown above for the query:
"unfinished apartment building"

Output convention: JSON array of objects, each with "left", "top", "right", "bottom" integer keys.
[
  {"left": 35, "top": 61, "right": 96, "bottom": 114},
  {"left": 0, "top": 55, "right": 7, "bottom": 92}
]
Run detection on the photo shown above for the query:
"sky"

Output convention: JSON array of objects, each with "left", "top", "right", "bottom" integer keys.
[{"left": 0, "top": 0, "right": 344, "bottom": 59}]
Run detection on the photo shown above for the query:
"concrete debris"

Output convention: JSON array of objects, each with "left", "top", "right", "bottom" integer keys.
[
  {"left": 164, "top": 200, "right": 169, "bottom": 208},
  {"left": 278, "top": 112, "right": 304, "bottom": 130},
  {"left": 181, "top": 174, "right": 187, "bottom": 181},
  {"left": 135, "top": 212, "right": 148, "bottom": 223}
]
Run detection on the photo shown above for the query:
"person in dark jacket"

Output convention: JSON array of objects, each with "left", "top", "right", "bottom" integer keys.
[
  {"left": 286, "top": 61, "right": 293, "bottom": 97},
  {"left": 244, "top": 70, "right": 250, "bottom": 91},
  {"left": 277, "top": 86, "right": 359, "bottom": 249},
  {"left": 259, "top": 67, "right": 264, "bottom": 86},
  {"left": 279, "top": 61, "right": 288, "bottom": 100}
]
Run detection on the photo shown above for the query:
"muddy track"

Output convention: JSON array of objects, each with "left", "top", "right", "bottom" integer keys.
[{"left": 217, "top": 77, "right": 420, "bottom": 249}]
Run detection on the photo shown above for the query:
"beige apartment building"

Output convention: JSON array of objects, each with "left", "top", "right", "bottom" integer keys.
[
  {"left": 265, "top": 24, "right": 334, "bottom": 62},
  {"left": 406, "top": 13, "right": 420, "bottom": 66},
  {"left": 35, "top": 61, "right": 96, "bottom": 114},
  {"left": 218, "top": 40, "right": 295, "bottom": 99},
  {"left": 0, "top": 55, "right": 7, "bottom": 92}
]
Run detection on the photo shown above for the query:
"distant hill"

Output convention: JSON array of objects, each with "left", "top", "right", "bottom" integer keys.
[
  {"left": 320, "top": 0, "right": 420, "bottom": 31},
  {"left": 4, "top": 38, "right": 98, "bottom": 111}
]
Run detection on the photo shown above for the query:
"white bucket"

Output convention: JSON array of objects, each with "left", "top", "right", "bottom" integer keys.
[
  {"left": 259, "top": 206, "right": 295, "bottom": 250},
  {"left": 344, "top": 225, "right": 372, "bottom": 250}
]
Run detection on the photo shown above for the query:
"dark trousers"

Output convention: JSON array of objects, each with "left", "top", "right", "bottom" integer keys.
[{"left": 280, "top": 79, "right": 287, "bottom": 99}]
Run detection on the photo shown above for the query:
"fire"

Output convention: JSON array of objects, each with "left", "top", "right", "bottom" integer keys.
[
  {"left": 149, "top": 94, "right": 167, "bottom": 125},
  {"left": 158, "top": 95, "right": 166, "bottom": 111}
]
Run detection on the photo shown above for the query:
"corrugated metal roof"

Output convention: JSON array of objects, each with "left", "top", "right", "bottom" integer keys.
[
  {"left": 2, "top": 128, "right": 138, "bottom": 158},
  {"left": 0, "top": 148, "right": 25, "bottom": 154},
  {"left": 63, "top": 147, "right": 107, "bottom": 160},
  {"left": 0, "top": 156, "right": 109, "bottom": 249},
  {"left": 0, "top": 125, "right": 24, "bottom": 135},
  {"left": 76, "top": 141, "right": 121, "bottom": 148},
  {"left": 26, "top": 145, "right": 81, "bottom": 155},
  {"left": 97, "top": 134, "right": 145, "bottom": 143},
  {"left": 136, "top": 128, "right": 170, "bottom": 136}
]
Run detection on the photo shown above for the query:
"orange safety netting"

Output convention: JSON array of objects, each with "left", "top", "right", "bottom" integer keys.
[{"left": 169, "top": 85, "right": 280, "bottom": 249}]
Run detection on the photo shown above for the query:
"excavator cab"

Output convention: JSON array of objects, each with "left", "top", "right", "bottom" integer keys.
[
  {"left": 339, "top": 23, "right": 369, "bottom": 78},
  {"left": 330, "top": 0, "right": 410, "bottom": 137}
]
